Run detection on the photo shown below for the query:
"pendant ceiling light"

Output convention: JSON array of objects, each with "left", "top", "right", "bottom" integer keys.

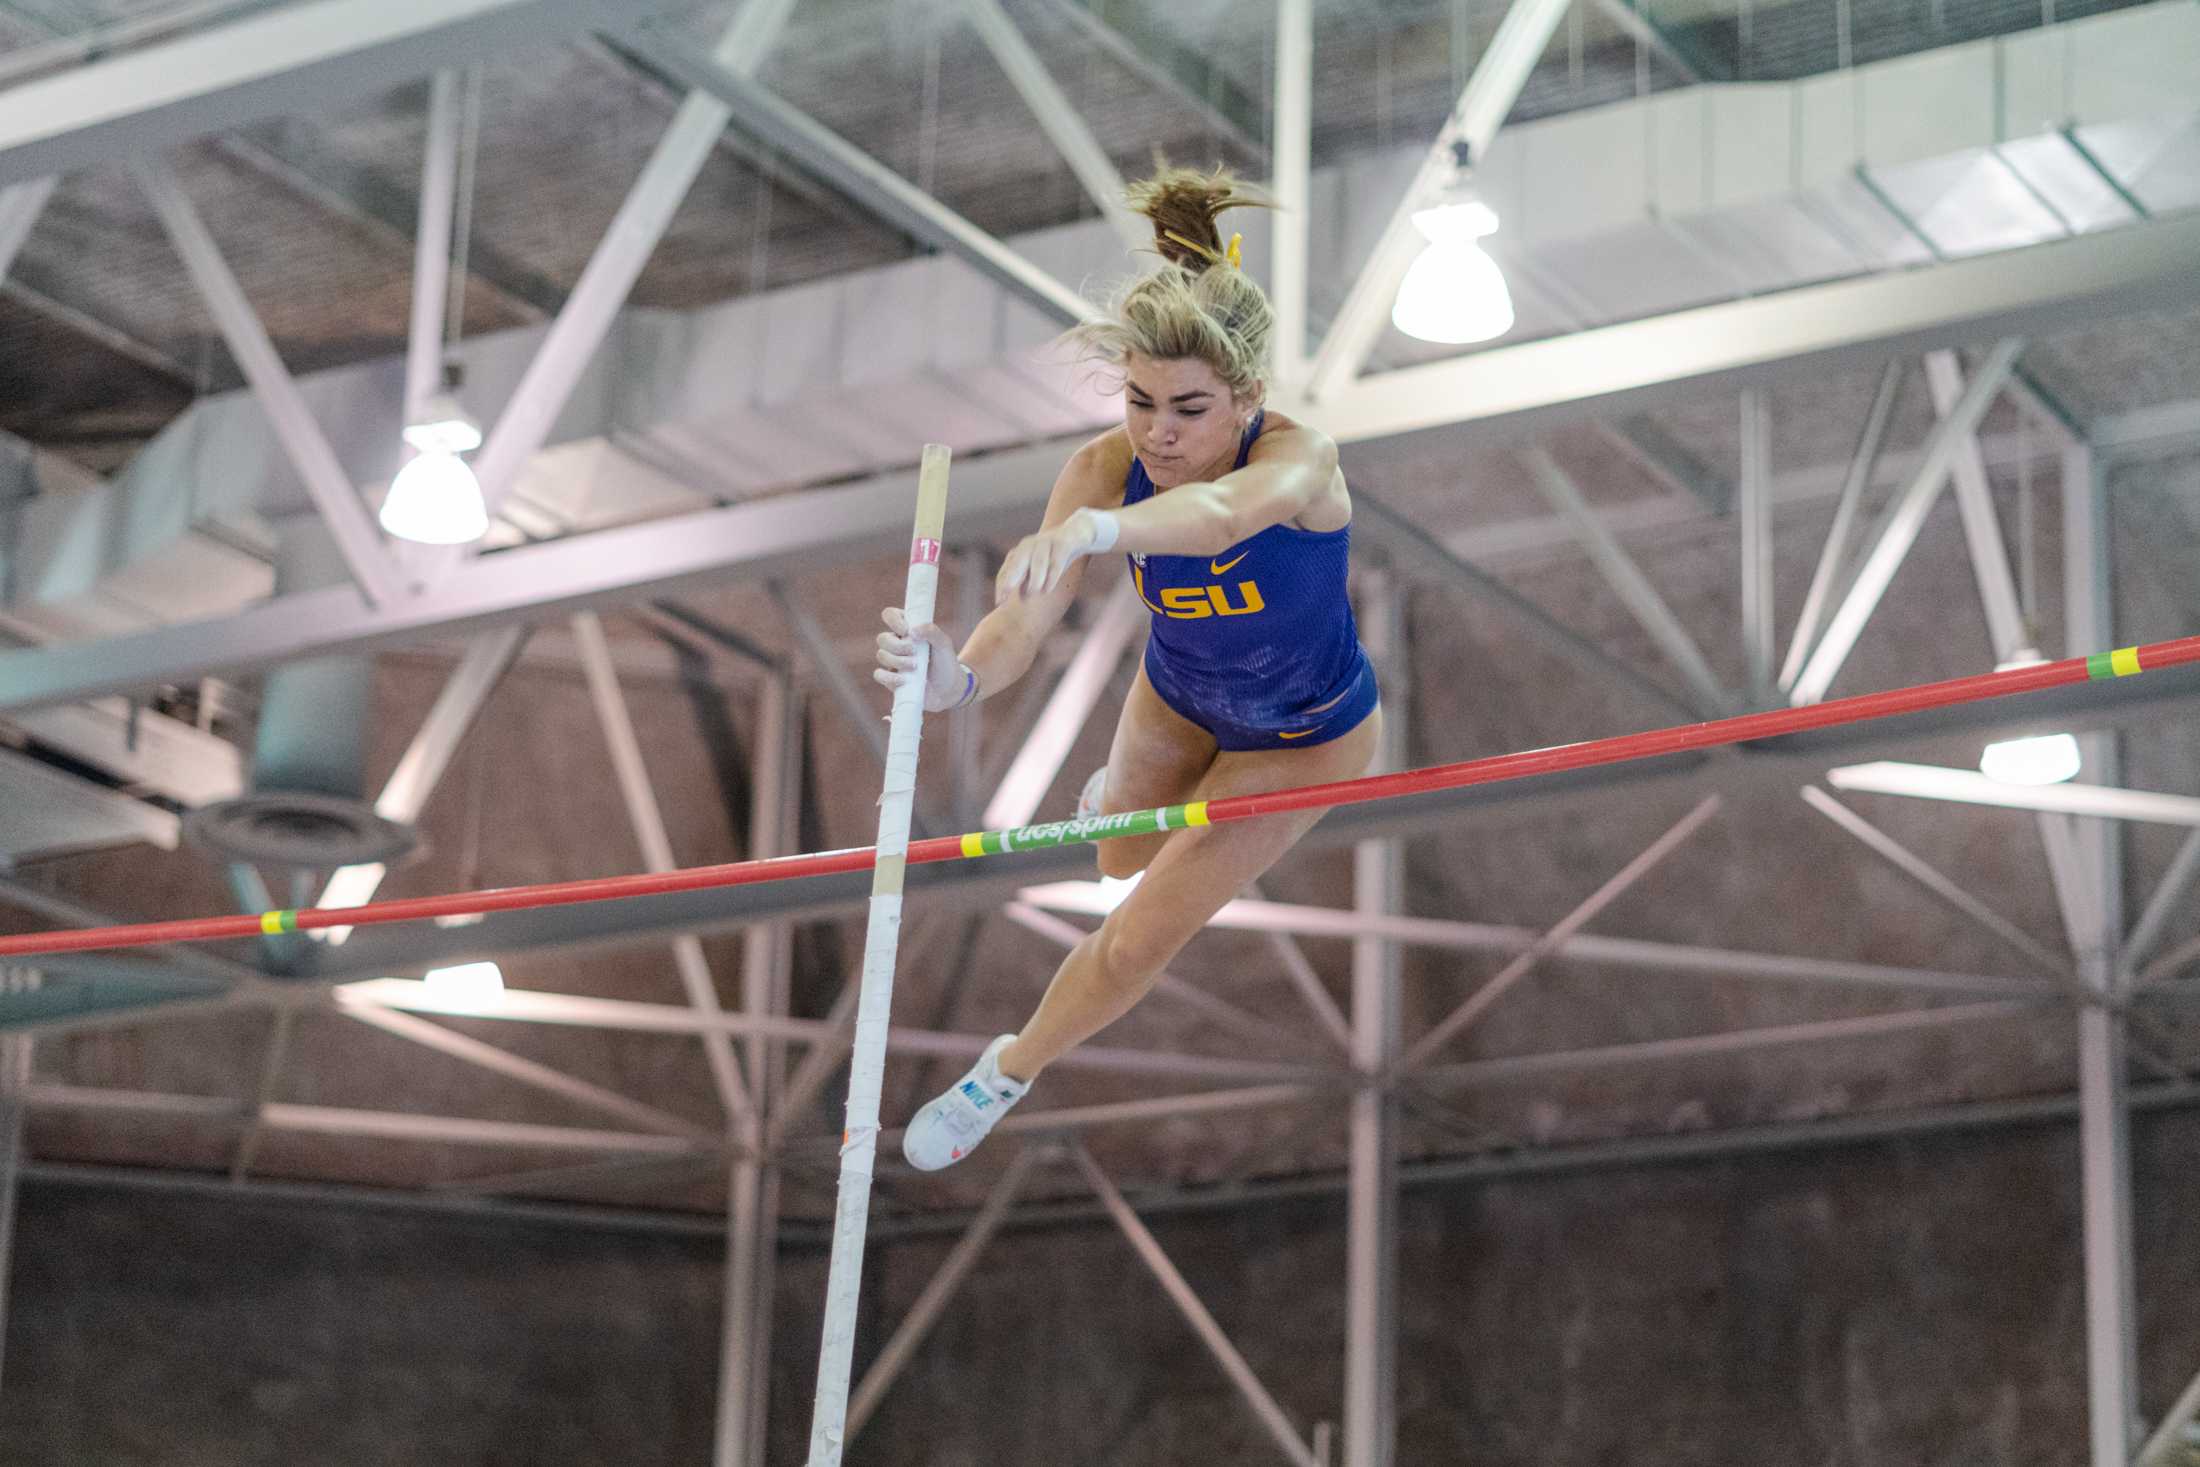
[
  {"left": 1392, "top": 200, "right": 1515, "bottom": 346},
  {"left": 379, "top": 448, "right": 488, "bottom": 546}
]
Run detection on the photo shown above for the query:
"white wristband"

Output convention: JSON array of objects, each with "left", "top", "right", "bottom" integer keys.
[{"left": 1077, "top": 508, "right": 1121, "bottom": 555}]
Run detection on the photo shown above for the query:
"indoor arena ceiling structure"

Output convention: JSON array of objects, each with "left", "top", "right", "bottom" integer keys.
[{"left": 0, "top": 0, "right": 2198, "bottom": 1456}]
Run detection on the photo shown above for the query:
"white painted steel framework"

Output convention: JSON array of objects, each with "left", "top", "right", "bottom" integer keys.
[
  {"left": 136, "top": 159, "right": 409, "bottom": 607},
  {"left": 1303, "top": 0, "right": 1575, "bottom": 400},
  {"left": 470, "top": 0, "right": 796, "bottom": 521},
  {"left": 959, "top": 0, "right": 1142, "bottom": 248},
  {"left": 0, "top": 0, "right": 679, "bottom": 189},
  {"left": 2064, "top": 442, "right": 2140, "bottom": 1467},
  {"left": 0, "top": 9, "right": 2194, "bottom": 1465},
  {"left": 1345, "top": 573, "right": 1404, "bottom": 1467},
  {"left": 0, "top": 966, "right": 29, "bottom": 1396},
  {"left": 574, "top": 610, "right": 754, "bottom": 1125}
]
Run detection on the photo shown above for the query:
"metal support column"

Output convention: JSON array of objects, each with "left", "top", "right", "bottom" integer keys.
[
  {"left": 1270, "top": 0, "right": 1312, "bottom": 392},
  {"left": 2065, "top": 438, "right": 2138, "bottom": 1467},
  {"left": 719, "top": 667, "right": 801, "bottom": 1467},
  {"left": 1739, "top": 389, "right": 1774, "bottom": 699},
  {"left": 0, "top": 964, "right": 34, "bottom": 1393},
  {"left": 1345, "top": 571, "right": 1404, "bottom": 1467},
  {"left": 720, "top": 1142, "right": 771, "bottom": 1467}
]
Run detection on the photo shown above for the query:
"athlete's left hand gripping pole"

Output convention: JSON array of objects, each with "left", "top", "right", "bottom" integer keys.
[{"left": 805, "top": 443, "right": 952, "bottom": 1466}]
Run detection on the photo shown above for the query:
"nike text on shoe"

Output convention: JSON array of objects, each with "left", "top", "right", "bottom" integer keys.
[{"left": 903, "top": 1034, "right": 1029, "bottom": 1171}]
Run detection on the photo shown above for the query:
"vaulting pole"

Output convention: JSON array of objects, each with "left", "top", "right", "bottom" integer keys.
[{"left": 803, "top": 444, "right": 952, "bottom": 1466}]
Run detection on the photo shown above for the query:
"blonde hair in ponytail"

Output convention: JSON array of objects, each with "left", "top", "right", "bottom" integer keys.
[{"left": 1063, "top": 165, "right": 1276, "bottom": 398}]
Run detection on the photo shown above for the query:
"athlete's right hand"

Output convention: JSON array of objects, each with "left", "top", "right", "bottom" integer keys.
[{"left": 874, "top": 607, "right": 971, "bottom": 712}]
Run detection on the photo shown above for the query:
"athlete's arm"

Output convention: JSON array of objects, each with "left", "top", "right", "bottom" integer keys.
[
  {"left": 1112, "top": 421, "right": 1340, "bottom": 557},
  {"left": 875, "top": 433, "right": 1126, "bottom": 710},
  {"left": 996, "top": 420, "right": 1340, "bottom": 598}
]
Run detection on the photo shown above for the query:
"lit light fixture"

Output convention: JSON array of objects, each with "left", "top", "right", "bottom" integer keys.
[
  {"left": 423, "top": 960, "right": 504, "bottom": 1006},
  {"left": 1979, "top": 650, "right": 2080, "bottom": 786},
  {"left": 379, "top": 448, "right": 488, "bottom": 545},
  {"left": 401, "top": 389, "right": 483, "bottom": 455},
  {"left": 1391, "top": 199, "right": 1515, "bottom": 345},
  {"left": 1980, "top": 733, "right": 2082, "bottom": 786}
]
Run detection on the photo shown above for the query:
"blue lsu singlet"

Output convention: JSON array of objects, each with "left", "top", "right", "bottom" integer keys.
[{"left": 1122, "top": 412, "right": 1379, "bottom": 752}]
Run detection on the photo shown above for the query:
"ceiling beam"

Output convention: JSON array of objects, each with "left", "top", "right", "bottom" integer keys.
[
  {"left": 0, "top": 393, "right": 2165, "bottom": 721},
  {"left": 1305, "top": 213, "right": 2200, "bottom": 446},
  {"left": 0, "top": 0, "right": 685, "bottom": 189},
  {"left": 0, "top": 431, "right": 1706, "bottom": 726},
  {"left": 614, "top": 23, "right": 1099, "bottom": 328},
  {"left": 7, "top": 214, "right": 2197, "bottom": 709},
  {"left": 0, "top": 436, "right": 1073, "bottom": 712}
]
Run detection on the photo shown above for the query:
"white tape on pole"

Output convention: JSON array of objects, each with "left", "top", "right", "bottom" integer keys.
[{"left": 806, "top": 444, "right": 951, "bottom": 1465}]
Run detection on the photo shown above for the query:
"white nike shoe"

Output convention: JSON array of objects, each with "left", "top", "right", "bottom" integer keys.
[
  {"left": 902, "top": 1034, "right": 1029, "bottom": 1171},
  {"left": 1075, "top": 766, "right": 1107, "bottom": 820}
]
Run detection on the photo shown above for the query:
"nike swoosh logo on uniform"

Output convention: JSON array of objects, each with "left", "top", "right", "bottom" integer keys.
[
  {"left": 1210, "top": 552, "right": 1249, "bottom": 574},
  {"left": 1277, "top": 727, "right": 1322, "bottom": 740}
]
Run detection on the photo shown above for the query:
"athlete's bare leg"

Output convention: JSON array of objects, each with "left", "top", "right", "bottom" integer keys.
[
  {"left": 997, "top": 704, "right": 1382, "bottom": 1081},
  {"left": 1091, "top": 663, "right": 1219, "bottom": 880}
]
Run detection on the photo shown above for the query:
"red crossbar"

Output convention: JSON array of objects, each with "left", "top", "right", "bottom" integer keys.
[{"left": 2, "top": 634, "right": 2194, "bottom": 961}]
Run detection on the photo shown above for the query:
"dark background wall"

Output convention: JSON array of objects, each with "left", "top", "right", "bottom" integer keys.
[{"left": 7, "top": 1106, "right": 2196, "bottom": 1466}]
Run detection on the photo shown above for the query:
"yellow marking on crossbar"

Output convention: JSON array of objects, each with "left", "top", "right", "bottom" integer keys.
[
  {"left": 1184, "top": 802, "right": 1211, "bottom": 827},
  {"left": 2110, "top": 646, "right": 2142, "bottom": 677},
  {"left": 259, "top": 911, "right": 286, "bottom": 936},
  {"left": 961, "top": 832, "right": 986, "bottom": 858}
]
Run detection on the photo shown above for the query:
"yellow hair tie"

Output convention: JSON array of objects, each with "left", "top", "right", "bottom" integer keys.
[{"left": 1160, "top": 228, "right": 1244, "bottom": 271}]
